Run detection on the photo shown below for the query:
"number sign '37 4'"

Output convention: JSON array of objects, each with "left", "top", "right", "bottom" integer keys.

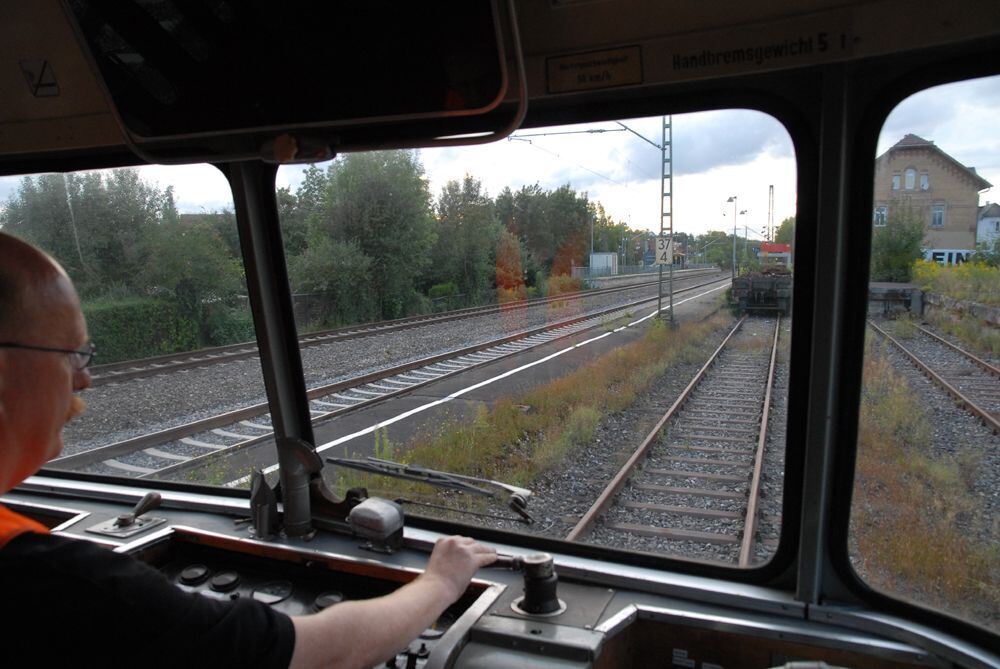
[{"left": 655, "top": 237, "right": 673, "bottom": 265}]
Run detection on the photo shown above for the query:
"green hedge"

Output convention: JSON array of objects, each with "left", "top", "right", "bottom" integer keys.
[{"left": 84, "top": 298, "right": 198, "bottom": 364}]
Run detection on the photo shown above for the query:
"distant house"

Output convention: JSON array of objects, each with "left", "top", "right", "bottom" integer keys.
[
  {"left": 873, "top": 134, "right": 992, "bottom": 263},
  {"left": 978, "top": 202, "right": 1000, "bottom": 248},
  {"left": 759, "top": 241, "right": 791, "bottom": 267}
]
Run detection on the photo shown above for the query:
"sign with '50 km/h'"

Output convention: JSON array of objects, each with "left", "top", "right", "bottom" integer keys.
[{"left": 655, "top": 237, "right": 673, "bottom": 264}]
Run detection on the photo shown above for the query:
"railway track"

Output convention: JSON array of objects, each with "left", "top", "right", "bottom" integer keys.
[
  {"left": 867, "top": 319, "right": 1000, "bottom": 434},
  {"left": 566, "top": 315, "right": 781, "bottom": 566},
  {"left": 52, "top": 275, "right": 731, "bottom": 480},
  {"left": 88, "top": 268, "right": 720, "bottom": 386}
]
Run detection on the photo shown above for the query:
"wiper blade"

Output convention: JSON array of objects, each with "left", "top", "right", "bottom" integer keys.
[
  {"left": 326, "top": 456, "right": 494, "bottom": 496},
  {"left": 325, "top": 456, "right": 534, "bottom": 523}
]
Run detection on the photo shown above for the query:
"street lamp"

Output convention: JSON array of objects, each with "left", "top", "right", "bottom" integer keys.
[
  {"left": 727, "top": 195, "right": 737, "bottom": 281},
  {"left": 740, "top": 209, "right": 749, "bottom": 265}
]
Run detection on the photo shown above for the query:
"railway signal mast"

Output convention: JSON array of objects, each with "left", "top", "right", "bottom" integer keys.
[{"left": 661, "top": 116, "right": 674, "bottom": 325}]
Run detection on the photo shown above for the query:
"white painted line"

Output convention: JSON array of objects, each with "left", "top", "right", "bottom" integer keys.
[
  {"left": 228, "top": 282, "right": 728, "bottom": 487},
  {"left": 144, "top": 448, "right": 190, "bottom": 461}
]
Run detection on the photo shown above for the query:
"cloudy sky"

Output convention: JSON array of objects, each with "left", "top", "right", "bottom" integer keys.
[{"left": 2, "top": 75, "right": 998, "bottom": 240}]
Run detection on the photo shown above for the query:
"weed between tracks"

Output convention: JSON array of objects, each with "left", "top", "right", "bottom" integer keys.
[
  {"left": 334, "top": 313, "right": 731, "bottom": 501},
  {"left": 924, "top": 311, "right": 1000, "bottom": 359},
  {"left": 851, "top": 337, "right": 998, "bottom": 628}
]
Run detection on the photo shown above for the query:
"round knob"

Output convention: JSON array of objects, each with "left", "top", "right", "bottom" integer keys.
[
  {"left": 313, "top": 591, "right": 344, "bottom": 611},
  {"left": 179, "top": 563, "right": 210, "bottom": 585},
  {"left": 209, "top": 570, "right": 240, "bottom": 592}
]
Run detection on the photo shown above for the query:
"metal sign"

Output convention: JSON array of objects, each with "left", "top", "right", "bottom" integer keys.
[{"left": 655, "top": 237, "right": 672, "bottom": 265}]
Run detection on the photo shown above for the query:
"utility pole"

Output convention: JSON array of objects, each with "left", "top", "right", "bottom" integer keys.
[
  {"left": 727, "top": 195, "right": 737, "bottom": 281},
  {"left": 661, "top": 115, "right": 674, "bottom": 325},
  {"left": 767, "top": 184, "right": 774, "bottom": 242}
]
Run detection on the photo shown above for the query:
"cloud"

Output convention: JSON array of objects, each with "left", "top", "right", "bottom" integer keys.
[{"left": 616, "top": 110, "right": 794, "bottom": 179}]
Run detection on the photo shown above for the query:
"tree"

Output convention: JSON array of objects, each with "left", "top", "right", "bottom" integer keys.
[
  {"left": 142, "top": 219, "right": 244, "bottom": 323},
  {"left": 970, "top": 238, "right": 1000, "bottom": 268},
  {"left": 323, "top": 150, "right": 436, "bottom": 319},
  {"left": 288, "top": 232, "right": 376, "bottom": 325},
  {"left": 494, "top": 228, "right": 526, "bottom": 303},
  {"left": 429, "top": 175, "right": 501, "bottom": 304},
  {"left": 870, "top": 203, "right": 925, "bottom": 282},
  {"left": 695, "top": 231, "right": 733, "bottom": 269},
  {"left": 1, "top": 169, "right": 162, "bottom": 296},
  {"left": 775, "top": 216, "right": 795, "bottom": 245}
]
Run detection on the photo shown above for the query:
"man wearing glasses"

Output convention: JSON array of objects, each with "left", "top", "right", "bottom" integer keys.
[
  {"left": 0, "top": 233, "right": 93, "bottom": 493},
  {"left": 0, "top": 231, "right": 495, "bottom": 668}
]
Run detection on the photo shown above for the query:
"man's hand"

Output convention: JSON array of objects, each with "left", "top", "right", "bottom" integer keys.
[
  {"left": 422, "top": 536, "right": 497, "bottom": 602},
  {"left": 290, "top": 536, "right": 497, "bottom": 669}
]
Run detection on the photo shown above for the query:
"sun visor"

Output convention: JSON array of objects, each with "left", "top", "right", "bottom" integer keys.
[{"left": 64, "top": 0, "right": 525, "bottom": 164}]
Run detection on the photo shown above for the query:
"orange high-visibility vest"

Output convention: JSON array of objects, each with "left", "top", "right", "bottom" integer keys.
[{"left": 0, "top": 504, "right": 49, "bottom": 549}]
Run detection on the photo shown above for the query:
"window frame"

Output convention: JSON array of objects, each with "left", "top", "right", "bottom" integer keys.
[
  {"left": 873, "top": 205, "right": 888, "bottom": 226},
  {"left": 931, "top": 202, "right": 946, "bottom": 227}
]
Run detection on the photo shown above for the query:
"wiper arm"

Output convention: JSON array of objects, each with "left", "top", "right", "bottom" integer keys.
[
  {"left": 326, "top": 456, "right": 495, "bottom": 497},
  {"left": 325, "top": 456, "right": 534, "bottom": 523}
]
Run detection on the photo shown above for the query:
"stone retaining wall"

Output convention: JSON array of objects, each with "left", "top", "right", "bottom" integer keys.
[{"left": 924, "top": 292, "right": 1000, "bottom": 327}]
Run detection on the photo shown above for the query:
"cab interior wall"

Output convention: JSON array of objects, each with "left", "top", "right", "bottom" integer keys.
[{"left": 2, "top": 1, "right": 999, "bottom": 664}]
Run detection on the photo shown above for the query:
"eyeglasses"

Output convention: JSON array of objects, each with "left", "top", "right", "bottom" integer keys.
[{"left": 0, "top": 341, "right": 96, "bottom": 370}]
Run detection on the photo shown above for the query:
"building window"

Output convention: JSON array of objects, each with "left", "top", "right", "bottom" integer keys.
[
  {"left": 905, "top": 168, "right": 916, "bottom": 190},
  {"left": 892, "top": 174, "right": 901, "bottom": 190},
  {"left": 931, "top": 204, "right": 945, "bottom": 227},
  {"left": 873, "top": 206, "right": 887, "bottom": 227},
  {"left": 920, "top": 173, "right": 929, "bottom": 190}
]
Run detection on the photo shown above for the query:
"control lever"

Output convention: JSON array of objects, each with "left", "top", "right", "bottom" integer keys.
[
  {"left": 115, "top": 491, "right": 161, "bottom": 527},
  {"left": 86, "top": 491, "right": 167, "bottom": 538},
  {"left": 494, "top": 552, "right": 566, "bottom": 616}
]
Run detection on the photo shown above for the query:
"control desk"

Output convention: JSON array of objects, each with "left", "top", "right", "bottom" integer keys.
[{"left": 1, "top": 484, "right": 949, "bottom": 669}]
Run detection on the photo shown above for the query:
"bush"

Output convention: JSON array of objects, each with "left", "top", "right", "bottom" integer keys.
[
  {"left": 201, "top": 303, "right": 255, "bottom": 346},
  {"left": 870, "top": 203, "right": 925, "bottom": 282},
  {"left": 427, "top": 282, "right": 459, "bottom": 300},
  {"left": 912, "top": 259, "right": 1000, "bottom": 306},
  {"left": 84, "top": 297, "right": 197, "bottom": 363},
  {"left": 545, "top": 273, "right": 583, "bottom": 296}
]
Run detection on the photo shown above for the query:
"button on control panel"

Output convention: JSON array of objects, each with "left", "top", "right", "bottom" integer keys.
[{"left": 138, "top": 535, "right": 478, "bottom": 667}]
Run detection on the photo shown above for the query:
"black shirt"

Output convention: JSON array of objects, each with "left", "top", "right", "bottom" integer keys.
[{"left": 1, "top": 531, "right": 295, "bottom": 668}]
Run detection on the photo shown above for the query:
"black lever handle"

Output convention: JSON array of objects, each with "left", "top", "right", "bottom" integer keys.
[{"left": 115, "top": 492, "right": 161, "bottom": 527}]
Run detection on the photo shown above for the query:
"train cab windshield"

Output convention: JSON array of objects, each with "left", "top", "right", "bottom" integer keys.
[{"left": 1, "top": 2, "right": 998, "bottom": 668}]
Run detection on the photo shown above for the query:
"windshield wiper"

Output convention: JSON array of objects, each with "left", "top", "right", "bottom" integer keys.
[{"left": 325, "top": 456, "right": 534, "bottom": 523}]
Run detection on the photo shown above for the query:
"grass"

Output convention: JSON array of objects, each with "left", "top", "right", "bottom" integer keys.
[
  {"left": 852, "top": 337, "right": 999, "bottom": 629},
  {"left": 883, "top": 313, "right": 918, "bottom": 339},
  {"left": 335, "top": 312, "right": 733, "bottom": 499},
  {"left": 912, "top": 259, "right": 1000, "bottom": 307},
  {"left": 924, "top": 311, "right": 1000, "bottom": 359}
]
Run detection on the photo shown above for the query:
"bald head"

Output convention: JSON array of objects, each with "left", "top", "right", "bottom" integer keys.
[
  {"left": 0, "top": 232, "right": 73, "bottom": 340},
  {"left": 0, "top": 231, "right": 91, "bottom": 492}
]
